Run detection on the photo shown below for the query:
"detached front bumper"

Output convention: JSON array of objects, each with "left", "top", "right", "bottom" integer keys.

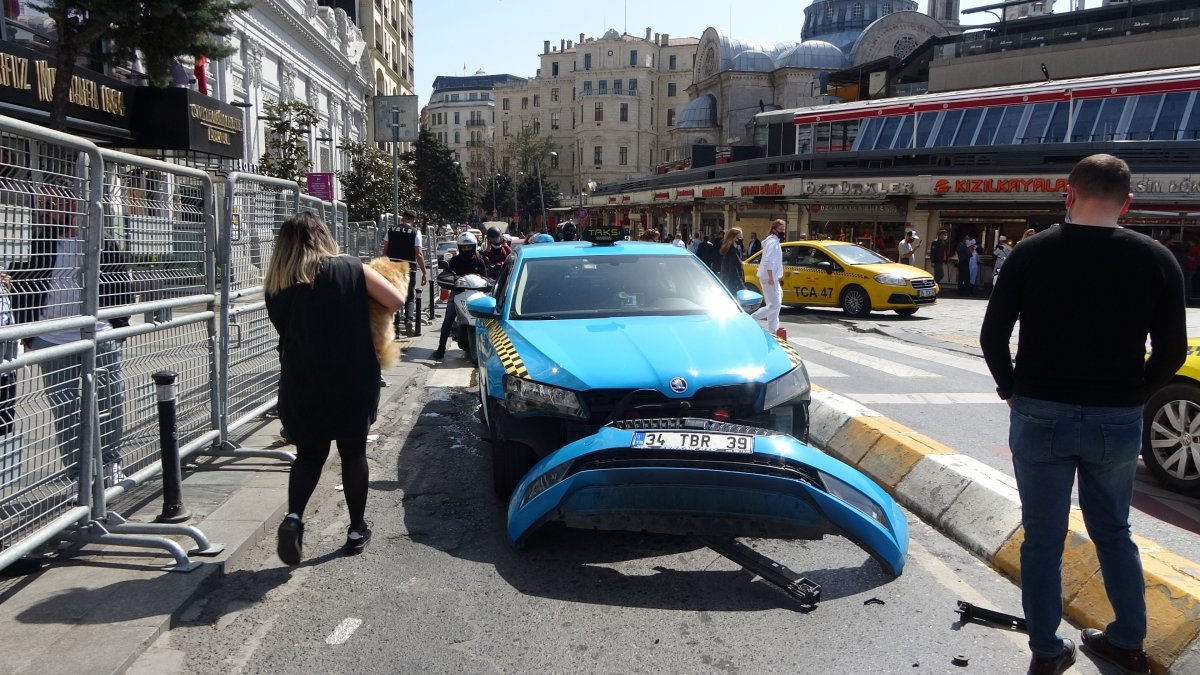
[{"left": 506, "top": 419, "right": 908, "bottom": 576}]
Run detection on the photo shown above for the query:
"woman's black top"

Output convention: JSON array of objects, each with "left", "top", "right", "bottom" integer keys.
[
  {"left": 718, "top": 246, "right": 745, "bottom": 293},
  {"left": 266, "top": 256, "right": 379, "bottom": 443}
]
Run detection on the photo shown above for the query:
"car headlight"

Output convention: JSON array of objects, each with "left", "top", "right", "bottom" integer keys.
[
  {"left": 818, "top": 470, "right": 890, "bottom": 529},
  {"left": 874, "top": 273, "right": 908, "bottom": 287},
  {"left": 763, "top": 362, "right": 812, "bottom": 411},
  {"left": 504, "top": 375, "right": 587, "bottom": 419}
]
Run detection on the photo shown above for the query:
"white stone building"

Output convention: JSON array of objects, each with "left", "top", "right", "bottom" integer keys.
[{"left": 422, "top": 73, "right": 527, "bottom": 184}]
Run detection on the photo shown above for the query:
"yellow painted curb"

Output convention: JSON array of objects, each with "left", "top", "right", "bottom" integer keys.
[
  {"left": 856, "top": 429, "right": 952, "bottom": 490},
  {"left": 992, "top": 512, "right": 1200, "bottom": 673},
  {"left": 826, "top": 415, "right": 909, "bottom": 465}
]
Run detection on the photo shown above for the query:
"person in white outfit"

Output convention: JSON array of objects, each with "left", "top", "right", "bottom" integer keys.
[{"left": 751, "top": 219, "right": 786, "bottom": 334}]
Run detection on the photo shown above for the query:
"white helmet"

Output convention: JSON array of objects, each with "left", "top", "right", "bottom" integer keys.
[{"left": 457, "top": 232, "right": 478, "bottom": 247}]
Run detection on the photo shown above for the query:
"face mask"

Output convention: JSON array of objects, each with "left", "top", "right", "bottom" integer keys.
[{"left": 775, "top": 230, "right": 787, "bottom": 241}]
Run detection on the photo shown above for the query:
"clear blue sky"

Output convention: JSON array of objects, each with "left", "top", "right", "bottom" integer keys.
[{"left": 413, "top": 0, "right": 1093, "bottom": 104}]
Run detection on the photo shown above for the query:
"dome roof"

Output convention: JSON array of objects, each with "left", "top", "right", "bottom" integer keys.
[
  {"left": 677, "top": 94, "right": 718, "bottom": 129},
  {"left": 774, "top": 40, "right": 848, "bottom": 70},
  {"left": 731, "top": 50, "right": 777, "bottom": 73}
]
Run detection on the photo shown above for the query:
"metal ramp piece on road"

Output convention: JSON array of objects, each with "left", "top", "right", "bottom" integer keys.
[{"left": 698, "top": 536, "right": 822, "bottom": 607}]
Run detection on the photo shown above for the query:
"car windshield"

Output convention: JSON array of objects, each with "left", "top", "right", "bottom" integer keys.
[
  {"left": 825, "top": 243, "right": 890, "bottom": 265},
  {"left": 511, "top": 254, "right": 741, "bottom": 319}
]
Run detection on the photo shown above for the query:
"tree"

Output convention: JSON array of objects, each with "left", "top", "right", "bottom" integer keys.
[
  {"left": 407, "top": 128, "right": 469, "bottom": 226},
  {"left": 337, "top": 140, "right": 416, "bottom": 223},
  {"left": 30, "top": 0, "right": 248, "bottom": 130},
  {"left": 515, "top": 171, "right": 561, "bottom": 229},
  {"left": 258, "top": 100, "right": 320, "bottom": 187},
  {"left": 505, "top": 126, "right": 557, "bottom": 174}
]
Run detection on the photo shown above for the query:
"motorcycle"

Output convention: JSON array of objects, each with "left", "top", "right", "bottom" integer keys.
[{"left": 437, "top": 271, "right": 494, "bottom": 364}]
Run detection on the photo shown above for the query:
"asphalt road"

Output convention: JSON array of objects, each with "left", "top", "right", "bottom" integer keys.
[
  {"left": 129, "top": 353, "right": 1116, "bottom": 675},
  {"left": 773, "top": 301, "right": 1200, "bottom": 566}
]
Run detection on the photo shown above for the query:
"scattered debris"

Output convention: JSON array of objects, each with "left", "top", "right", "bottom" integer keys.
[
  {"left": 955, "top": 600, "right": 1027, "bottom": 632},
  {"left": 952, "top": 654, "right": 969, "bottom": 667},
  {"left": 864, "top": 597, "right": 885, "bottom": 606}
]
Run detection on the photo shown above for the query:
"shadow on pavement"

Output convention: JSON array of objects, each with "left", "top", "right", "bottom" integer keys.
[{"left": 394, "top": 389, "right": 896, "bottom": 612}]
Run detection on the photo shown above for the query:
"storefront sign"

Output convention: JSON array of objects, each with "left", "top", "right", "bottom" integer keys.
[
  {"left": 1134, "top": 179, "right": 1200, "bottom": 194},
  {"left": 701, "top": 186, "right": 726, "bottom": 198},
  {"left": 740, "top": 182, "right": 785, "bottom": 197},
  {"left": 933, "top": 178, "right": 1068, "bottom": 194},
  {"left": 621, "top": 195, "right": 631, "bottom": 202},
  {"left": 652, "top": 191, "right": 671, "bottom": 201},
  {"left": 133, "top": 88, "right": 245, "bottom": 159},
  {"left": 674, "top": 188, "right": 695, "bottom": 199},
  {"left": 808, "top": 201, "right": 908, "bottom": 221},
  {"left": 804, "top": 180, "right": 914, "bottom": 196},
  {"left": 0, "top": 39, "right": 132, "bottom": 132},
  {"left": 607, "top": 196, "right": 618, "bottom": 203}
]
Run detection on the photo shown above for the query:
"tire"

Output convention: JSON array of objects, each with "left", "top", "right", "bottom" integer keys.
[
  {"left": 894, "top": 308, "right": 918, "bottom": 317},
  {"left": 455, "top": 324, "right": 470, "bottom": 354},
  {"left": 1142, "top": 381, "right": 1200, "bottom": 495},
  {"left": 840, "top": 286, "right": 872, "bottom": 318},
  {"left": 493, "top": 438, "right": 536, "bottom": 501}
]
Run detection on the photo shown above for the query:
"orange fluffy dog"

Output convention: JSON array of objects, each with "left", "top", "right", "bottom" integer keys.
[{"left": 367, "top": 257, "right": 410, "bottom": 368}]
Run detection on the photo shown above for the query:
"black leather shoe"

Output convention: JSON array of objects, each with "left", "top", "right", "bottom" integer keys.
[
  {"left": 1028, "top": 638, "right": 1076, "bottom": 675},
  {"left": 431, "top": 348, "right": 445, "bottom": 360},
  {"left": 276, "top": 515, "right": 303, "bottom": 566},
  {"left": 1081, "top": 629, "right": 1150, "bottom": 674}
]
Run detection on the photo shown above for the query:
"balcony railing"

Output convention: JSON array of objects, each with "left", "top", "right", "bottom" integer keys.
[
  {"left": 465, "top": 140, "right": 488, "bottom": 147},
  {"left": 465, "top": 118, "right": 487, "bottom": 126},
  {"left": 579, "top": 90, "right": 640, "bottom": 98}
]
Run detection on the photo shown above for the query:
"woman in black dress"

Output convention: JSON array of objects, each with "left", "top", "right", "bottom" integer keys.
[
  {"left": 717, "top": 227, "right": 746, "bottom": 294},
  {"left": 265, "top": 212, "right": 405, "bottom": 564}
]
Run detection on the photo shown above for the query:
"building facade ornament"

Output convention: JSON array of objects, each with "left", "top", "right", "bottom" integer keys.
[
  {"left": 305, "top": 0, "right": 319, "bottom": 20},
  {"left": 279, "top": 61, "right": 296, "bottom": 101},
  {"left": 307, "top": 86, "right": 322, "bottom": 112},
  {"left": 244, "top": 36, "right": 263, "bottom": 88},
  {"left": 329, "top": 97, "right": 342, "bottom": 123}
]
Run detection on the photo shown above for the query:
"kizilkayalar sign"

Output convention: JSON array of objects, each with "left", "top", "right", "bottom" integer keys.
[
  {"left": 132, "top": 87, "right": 245, "bottom": 159},
  {"left": 0, "top": 39, "right": 131, "bottom": 130}
]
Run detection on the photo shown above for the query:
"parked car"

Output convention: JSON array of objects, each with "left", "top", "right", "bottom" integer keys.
[
  {"left": 434, "top": 240, "right": 458, "bottom": 270},
  {"left": 464, "top": 225, "right": 908, "bottom": 575},
  {"left": 743, "top": 240, "right": 938, "bottom": 317},
  {"left": 1142, "top": 338, "right": 1200, "bottom": 494}
]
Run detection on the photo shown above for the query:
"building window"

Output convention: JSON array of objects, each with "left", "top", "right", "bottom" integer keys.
[
  {"left": 552, "top": 61, "right": 559, "bottom": 76},
  {"left": 664, "top": 149, "right": 670, "bottom": 162},
  {"left": 583, "top": 81, "right": 592, "bottom": 95},
  {"left": 593, "top": 146, "right": 603, "bottom": 165},
  {"left": 598, "top": 80, "right": 607, "bottom": 95},
  {"left": 502, "top": 120, "right": 509, "bottom": 136},
  {"left": 629, "top": 49, "right": 638, "bottom": 66},
  {"left": 650, "top": 81, "right": 654, "bottom": 95},
  {"left": 629, "top": 79, "right": 637, "bottom": 93},
  {"left": 532, "top": 119, "right": 540, "bottom": 134},
  {"left": 584, "top": 53, "right": 592, "bottom": 70},
  {"left": 533, "top": 95, "right": 541, "bottom": 107},
  {"left": 551, "top": 88, "right": 559, "bottom": 102},
  {"left": 502, "top": 98, "right": 510, "bottom": 111},
  {"left": 595, "top": 102, "right": 603, "bottom": 121},
  {"left": 667, "top": 109, "right": 675, "bottom": 126},
  {"left": 454, "top": 131, "right": 460, "bottom": 143},
  {"left": 620, "top": 103, "right": 628, "bottom": 121},
  {"left": 551, "top": 111, "right": 560, "bottom": 129},
  {"left": 853, "top": 3, "right": 863, "bottom": 18},
  {"left": 619, "top": 146, "right": 628, "bottom": 165},
  {"left": 883, "top": 1, "right": 892, "bottom": 12},
  {"left": 550, "top": 154, "right": 559, "bottom": 169},
  {"left": 614, "top": 79, "right": 622, "bottom": 95},
  {"left": 469, "top": 92, "right": 478, "bottom": 100},
  {"left": 669, "top": 54, "right": 677, "bottom": 70},
  {"left": 454, "top": 111, "right": 460, "bottom": 124},
  {"left": 521, "top": 97, "right": 529, "bottom": 110},
  {"left": 450, "top": 93, "right": 459, "bottom": 101},
  {"left": 668, "top": 83, "right": 677, "bottom": 97}
]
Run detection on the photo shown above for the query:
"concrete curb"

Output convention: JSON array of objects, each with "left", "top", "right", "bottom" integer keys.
[{"left": 809, "top": 386, "right": 1200, "bottom": 674}]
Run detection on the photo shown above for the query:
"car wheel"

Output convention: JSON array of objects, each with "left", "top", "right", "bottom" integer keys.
[
  {"left": 895, "top": 308, "right": 918, "bottom": 317},
  {"left": 493, "top": 438, "right": 536, "bottom": 501},
  {"left": 1142, "top": 382, "right": 1200, "bottom": 494},
  {"left": 840, "top": 286, "right": 872, "bottom": 318}
]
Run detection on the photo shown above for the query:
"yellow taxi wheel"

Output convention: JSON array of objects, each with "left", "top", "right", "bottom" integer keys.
[
  {"left": 840, "top": 286, "right": 872, "bottom": 318},
  {"left": 1142, "top": 382, "right": 1200, "bottom": 495}
]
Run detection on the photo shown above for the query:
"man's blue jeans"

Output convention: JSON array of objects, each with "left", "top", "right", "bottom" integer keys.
[
  {"left": 1009, "top": 395, "right": 1145, "bottom": 658},
  {"left": 31, "top": 337, "right": 125, "bottom": 473}
]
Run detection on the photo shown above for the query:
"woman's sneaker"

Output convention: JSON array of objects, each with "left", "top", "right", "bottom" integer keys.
[
  {"left": 277, "top": 514, "right": 303, "bottom": 565},
  {"left": 344, "top": 523, "right": 372, "bottom": 555}
]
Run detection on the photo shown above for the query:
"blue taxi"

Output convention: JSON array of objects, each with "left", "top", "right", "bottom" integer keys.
[{"left": 465, "top": 225, "right": 908, "bottom": 576}]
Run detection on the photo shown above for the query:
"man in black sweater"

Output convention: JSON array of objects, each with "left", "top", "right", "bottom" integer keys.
[{"left": 980, "top": 154, "right": 1186, "bottom": 675}]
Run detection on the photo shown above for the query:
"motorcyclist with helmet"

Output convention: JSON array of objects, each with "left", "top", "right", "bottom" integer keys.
[
  {"left": 482, "top": 226, "right": 512, "bottom": 278},
  {"left": 526, "top": 232, "right": 555, "bottom": 245},
  {"left": 558, "top": 221, "right": 578, "bottom": 242},
  {"left": 432, "top": 232, "right": 488, "bottom": 360}
]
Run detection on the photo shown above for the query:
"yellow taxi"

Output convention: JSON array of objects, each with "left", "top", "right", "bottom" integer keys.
[
  {"left": 1143, "top": 338, "right": 1200, "bottom": 494},
  {"left": 742, "top": 240, "right": 939, "bottom": 317}
]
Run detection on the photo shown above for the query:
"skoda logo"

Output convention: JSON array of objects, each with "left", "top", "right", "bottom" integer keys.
[{"left": 669, "top": 377, "right": 688, "bottom": 394}]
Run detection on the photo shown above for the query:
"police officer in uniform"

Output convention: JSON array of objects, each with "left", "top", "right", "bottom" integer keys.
[{"left": 382, "top": 209, "right": 428, "bottom": 337}]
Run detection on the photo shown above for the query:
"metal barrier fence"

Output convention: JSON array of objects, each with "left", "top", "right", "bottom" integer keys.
[{"left": 0, "top": 113, "right": 350, "bottom": 574}]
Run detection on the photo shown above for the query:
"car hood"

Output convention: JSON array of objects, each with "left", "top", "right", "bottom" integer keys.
[
  {"left": 843, "top": 263, "right": 932, "bottom": 279},
  {"left": 505, "top": 314, "right": 797, "bottom": 395}
]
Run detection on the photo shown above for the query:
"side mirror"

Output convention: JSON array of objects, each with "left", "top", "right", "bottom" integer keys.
[
  {"left": 735, "top": 289, "right": 763, "bottom": 310},
  {"left": 817, "top": 260, "right": 833, "bottom": 274},
  {"left": 466, "top": 295, "right": 498, "bottom": 319}
]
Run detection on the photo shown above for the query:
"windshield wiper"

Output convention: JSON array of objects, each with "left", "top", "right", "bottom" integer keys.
[{"left": 519, "top": 315, "right": 558, "bottom": 320}]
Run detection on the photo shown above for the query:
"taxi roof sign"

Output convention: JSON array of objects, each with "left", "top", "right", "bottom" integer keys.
[{"left": 582, "top": 223, "right": 626, "bottom": 245}]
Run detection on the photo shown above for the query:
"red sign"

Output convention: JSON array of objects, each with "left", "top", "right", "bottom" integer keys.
[
  {"left": 934, "top": 178, "right": 1069, "bottom": 194},
  {"left": 306, "top": 172, "right": 334, "bottom": 200},
  {"left": 675, "top": 188, "right": 695, "bottom": 198},
  {"left": 701, "top": 187, "right": 726, "bottom": 198},
  {"left": 621, "top": 195, "right": 631, "bottom": 202},
  {"left": 740, "top": 183, "right": 785, "bottom": 197},
  {"left": 652, "top": 191, "right": 671, "bottom": 200},
  {"left": 608, "top": 196, "right": 618, "bottom": 203}
]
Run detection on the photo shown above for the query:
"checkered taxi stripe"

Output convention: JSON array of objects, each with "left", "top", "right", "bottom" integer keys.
[
  {"left": 1187, "top": 345, "right": 1200, "bottom": 358},
  {"left": 773, "top": 333, "right": 802, "bottom": 368},
  {"left": 485, "top": 319, "right": 529, "bottom": 378}
]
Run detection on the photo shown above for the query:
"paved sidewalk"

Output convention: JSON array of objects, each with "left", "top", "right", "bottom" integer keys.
[{"left": 0, "top": 320, "right": 442, "bottom": 675}]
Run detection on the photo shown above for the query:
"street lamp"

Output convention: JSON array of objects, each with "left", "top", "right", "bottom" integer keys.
[
  {"left": 492, "top": 172, "right": 500, "bottom": 219},
  {"left": 538, "top": 151, "right": 557, "bottom": 229}
]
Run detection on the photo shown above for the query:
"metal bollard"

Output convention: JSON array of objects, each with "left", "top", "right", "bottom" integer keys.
[
  {"left": 414, "top": 286, "right": 423, "bottom": 335},
  {"left": 153, "top": 370, "right": 191, "bottom": 524},
  {"left": 428, "top": 270, "right": 437, "bottom": 320}
]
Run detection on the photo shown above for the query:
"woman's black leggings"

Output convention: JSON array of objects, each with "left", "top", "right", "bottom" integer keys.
[{"left": 288, "top": 433, "right": 369, "bottom": 529}]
